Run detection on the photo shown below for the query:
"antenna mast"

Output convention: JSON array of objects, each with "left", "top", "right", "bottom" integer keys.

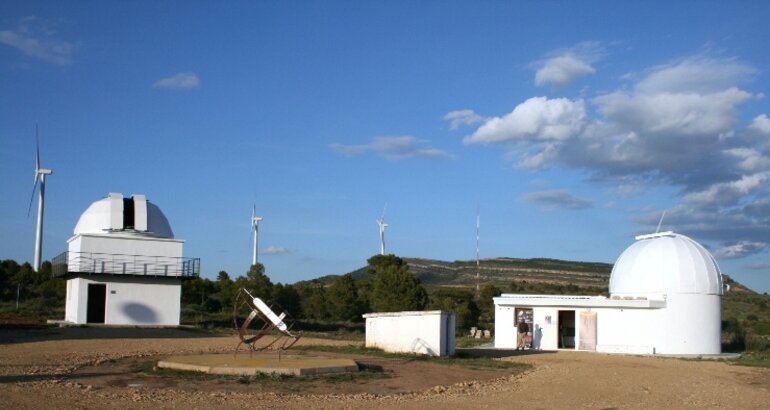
[
  {"left": 476, "top": 204, "right": 481, "bottom": 296},
  {"left": 655, "top": 210, "right": 667, "bottom": 233}
]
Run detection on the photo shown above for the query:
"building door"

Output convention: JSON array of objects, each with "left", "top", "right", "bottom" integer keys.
[
  {"left": 514, "top": 308, "right": 534, "bottom": 348},
  {"left": 87, "top": 284, "right": 106, "bottom": 323},
  {"left": 558, "top": 310, "right": 575, "bottom": 348},
  {"left": 579, "top": 311, "right": 597, "bottom": 351}
]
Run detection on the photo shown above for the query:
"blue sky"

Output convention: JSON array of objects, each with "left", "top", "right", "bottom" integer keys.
[{"left": 2, "top": 1, "right": 769, "bottom": 293}]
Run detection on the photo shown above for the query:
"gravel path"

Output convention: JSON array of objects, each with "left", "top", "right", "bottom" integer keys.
[{"left": 1, "top": 327, "right": 768, "bottom": 409}]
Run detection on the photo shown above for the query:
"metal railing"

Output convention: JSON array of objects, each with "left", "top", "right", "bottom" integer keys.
[{"left": 52, "top": 251, "right": 200, "bottom": 278}]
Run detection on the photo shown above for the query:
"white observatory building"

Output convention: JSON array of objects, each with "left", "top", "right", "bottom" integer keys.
[
  {"left": 52, "top": 193, "right": 199, "bottom": 326},
  {"left": 494, "top": 232, "right": 724, "bottom": 355}
]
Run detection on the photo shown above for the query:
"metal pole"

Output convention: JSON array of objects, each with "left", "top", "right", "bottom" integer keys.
[{"left": 33, "top": 174, "right": 46, "bottom": 272}]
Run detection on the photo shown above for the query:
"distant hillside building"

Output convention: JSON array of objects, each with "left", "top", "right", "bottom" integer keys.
[
  {"left": 494, "top": 232, "right": 725, "bottom": 355},
  {"left": 53, "top": 193, "right": 199, "bottom": 326}
]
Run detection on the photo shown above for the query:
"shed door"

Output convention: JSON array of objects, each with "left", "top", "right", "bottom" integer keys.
[
  {"left": 87, "top": 284, "right": 106, "bottom": 323},
  {"left": 579, "top": 311, "right": 597, "bottom": 351}
]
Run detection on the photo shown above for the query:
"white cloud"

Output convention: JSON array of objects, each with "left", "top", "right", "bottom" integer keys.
[
  {"left": 723, "top": 148, "right": 770, "bottom": 172},
  {"left": 463, "top": 97, "right": 586, "bottom": 144},
  {"left": 521, "top": 190, "right": 593, "bottom": 210},
  {"left": 594, "top": 88, "right": 751, "bottom": 136},
  {"left": 748, "top": 114, "right": 770, "bottom": 135},
  {"left": 330, "top": 136, "right": 453, "bottom": 160},
  {"left": 152, "top": 72, "right": 201, "bottom": 89},
  {"left": 635, "top": 56, "right": 756, "bottom": 94},
  {"left": 465, "top": 53, "right": 770, "bottom": 259},
  {"left": 262, "top": 246, "right": 290, "bottom": 255},
  {"left": 518, "top": 143, "right": 558, "bottom": 169},
  {"left": 444, "top": 109, "right": 485, "bottom": 130},
  {"left": 682, "top": 172, "right": 769, "bottom": 207},
  {"left": 714, "top": 241, "right": 768, "bottom": 259},
  {"left": 746, "top": 261, "right": 770, "bottom": 270},
  {"left": 536, "top": 55, "right": 596, "bottom": 87},
  {"left": 534, "top": 42, "right": 601, "bottom": 88},
  {"left": 0, "top": 16, "right": 75, "bottom": 65}
]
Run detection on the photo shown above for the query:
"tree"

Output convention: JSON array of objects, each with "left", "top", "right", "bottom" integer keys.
[
  {"left": 294, "top": 282, "right": 329, "bottom": 320},
  {"left": 477, "top": 283, "right": 502, "bottom": 329},
  {"left": 241, "top": 263, "right": 273, "bottom": 303},
  {"left": 216, "top": 271, "right": 230, "bottom": 282},
  {"left": 368, "top": 254, "right": 428, "bottom": 312},
  {"left": 181, "top": 277, "right": 220, "bottom": 312},
  {"left": 272, "top": 283, "right": 301, "bottom": 317},
  {"left": 214, "top": 270, "right": 236, "bottom": 312},
  {"left": 429, "top": 288, "right": 479, "bottom": 332},
  {"left": 326, "top": 274, "right": 364, "bottom": 322}
]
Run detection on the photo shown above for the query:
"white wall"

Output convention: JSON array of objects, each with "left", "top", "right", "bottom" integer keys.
[
  {"left": 364, "top": 311, "right": 456, "bottom": 356},
  {"left": 65, "top": 275, "right": 182, "bottom": 326},
  {"left": 495, "top": 296, "right": 721, "bottom": 355},
  {"left": 494, "top": 305, "right": 517, "bottom": 348},
  {"left": 67, "top": 234, "right": 184, "bottom": 275},
  {"left": 64, "top": 278, "right": 80, "bottom": 323},
  {"left": 533, "top": 307, "right": 559, "bottom": 350},
  {"left": 595, "top": 307, "right": 660, "bottom": 354},
  {"left": 69, "top": 234, "right": 183, "bottom": 257},
  {"left": 661, "top": 294, "right": 721, "bottom": 354}
]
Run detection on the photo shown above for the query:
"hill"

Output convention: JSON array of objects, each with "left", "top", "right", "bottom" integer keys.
[
  {"left": 313, "top": 256, "right": 613, "bottom": 290},
  {"left": 311, "top": 256, "right": 757, "bottom": 295}
]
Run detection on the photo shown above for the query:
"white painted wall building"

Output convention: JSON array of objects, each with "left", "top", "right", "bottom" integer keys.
[
  {"left": 363, "top": 310, "right": 456, "bottom": 356},
  {"left": 54, "top": 193, "right": 199, "bottom": 326},
  {"left": 494, "top": 232, "right": 724, "bottom": 355}
]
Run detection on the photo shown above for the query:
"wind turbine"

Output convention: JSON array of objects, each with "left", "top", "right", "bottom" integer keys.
[
  {"left": 251, "top": 205, "right": 262, "bottom": 265},
  {"left": 377, "top": 205, "right": 388, "bottom": 255},
  {"left": 28, "top": 126, "right": 52, "bottom": 272}
]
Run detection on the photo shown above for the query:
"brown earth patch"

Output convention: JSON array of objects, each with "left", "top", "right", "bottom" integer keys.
[{"left": 1, "top": 327, "right": 769, "bottom": 409}]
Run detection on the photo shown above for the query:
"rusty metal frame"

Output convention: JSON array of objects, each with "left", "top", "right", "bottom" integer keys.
[{"left": 232, "top": 288, "right": 302, "bottom": 357}]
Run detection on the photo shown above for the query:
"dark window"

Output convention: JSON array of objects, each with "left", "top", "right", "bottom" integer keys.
[{"left": 123, "top": 198, "right": 135, "bottom": 229}]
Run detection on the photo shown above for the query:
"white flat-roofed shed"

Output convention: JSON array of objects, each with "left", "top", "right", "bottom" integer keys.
[
  {"left": 494, "top": 232, "right": 724, "bottom": 355},
  {"left": 363, "top": 310, "right": 456, "bottom": 356}
]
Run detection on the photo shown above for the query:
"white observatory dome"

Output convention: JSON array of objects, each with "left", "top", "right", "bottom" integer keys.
[
  {"left": 609, "top": 232, "right": 723, "bottom": 297},
  {"left": 73, "top": 193, "right": 174, "bottom": 238}
]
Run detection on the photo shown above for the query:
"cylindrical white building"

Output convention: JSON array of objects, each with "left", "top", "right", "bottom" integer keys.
[{"left": 610, "top": 231, "right": 724, "bottom": 354}]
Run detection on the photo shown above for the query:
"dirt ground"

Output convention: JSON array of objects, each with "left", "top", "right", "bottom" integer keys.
[{"left": 1, "top": 327, "right": 769, "bottom": 409}]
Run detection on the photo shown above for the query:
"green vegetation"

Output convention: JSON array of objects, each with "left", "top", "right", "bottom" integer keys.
[
  {"left": 729, "top": 351, "right": 770, "bottom": 368},
  {"left": 0, "top": 260, "right": 64, "bottom": 319},
  {"left": 3, "top": 255, "right": 769, "bottom": 359},
  {"left": 367, "top": 255, "right": 428, "bottom": 312},
  {"left": 456, "top": 336, "right": 493, "bottom": 348}
]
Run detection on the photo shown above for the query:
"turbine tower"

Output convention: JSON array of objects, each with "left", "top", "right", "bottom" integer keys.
[
  {"left": 29, "top": 126, "right": 52, "bottom": 272},
  {"left": 377, "top": 205, "right": 388, "bottom": 255},
  {"left": 251, "top": 205, "right": 262, "bottom": 265}
]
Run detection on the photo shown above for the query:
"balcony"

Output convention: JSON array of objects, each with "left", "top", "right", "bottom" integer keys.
[{"left": 52, "top": 251, "right": 200, "bottom": 279}]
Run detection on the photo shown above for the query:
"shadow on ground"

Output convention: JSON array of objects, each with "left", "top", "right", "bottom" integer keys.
[{"left": 457, "top": 347, "right": 557, "bottom": 358}]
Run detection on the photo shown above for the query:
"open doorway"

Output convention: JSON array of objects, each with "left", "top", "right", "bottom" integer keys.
[
  {"left": 514, "top": 308, "right": 534, "bottom": 348},
  {"left": 87, "top": 283, "right": 106, "bottom": 323},
  {"left": 558, "top": 310, "right": 575, "bottom": 349}
]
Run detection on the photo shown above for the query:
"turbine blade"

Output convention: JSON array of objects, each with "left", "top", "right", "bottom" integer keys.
[
  {"left": 35, "top": 124, "right": 40, "bottom": 171},
  {"left": 28, "top": 173, "right": 39, "bottom": 217}
]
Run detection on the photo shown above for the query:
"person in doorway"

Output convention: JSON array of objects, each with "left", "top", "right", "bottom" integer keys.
[{"left": 517, "top": 318, "right": 529, "bottom": 350}]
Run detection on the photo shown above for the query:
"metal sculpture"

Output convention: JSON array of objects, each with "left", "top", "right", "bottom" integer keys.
[{"left": 232, "top": 288, "right": 302, "bottom": 356}]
